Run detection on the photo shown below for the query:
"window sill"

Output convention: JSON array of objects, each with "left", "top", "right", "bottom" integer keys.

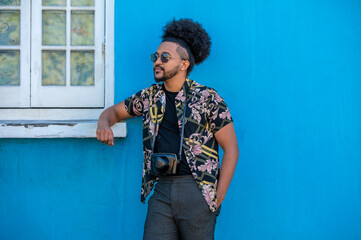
[{"left": 0, "top": 120, "right": 126, "bottom": 138}]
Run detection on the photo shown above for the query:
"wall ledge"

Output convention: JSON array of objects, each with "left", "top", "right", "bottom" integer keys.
[{"left": 0, "top": 120, "right": 126, "bottom": 138}]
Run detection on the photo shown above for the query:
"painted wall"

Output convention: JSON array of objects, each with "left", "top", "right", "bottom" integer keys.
[{"left": 1, "top": 0, "right": 361, "bottom": 239}]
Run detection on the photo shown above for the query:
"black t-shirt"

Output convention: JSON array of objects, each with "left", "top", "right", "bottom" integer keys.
[{"left": 153, "top": 88, "right": 192, "bottom": 175}]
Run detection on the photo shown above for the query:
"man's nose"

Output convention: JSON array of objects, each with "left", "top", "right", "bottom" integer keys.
[{"left": 154, "top": 55, "right": 163, "bottom": 65}]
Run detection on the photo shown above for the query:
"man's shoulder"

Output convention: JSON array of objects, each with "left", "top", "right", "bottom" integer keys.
[
  {"left": 189, "top": 79, "right": 219, "bottom": 95},
  {"left": 135, "top": 83, "right": 162, "bottom": 97},
  {"left": 144, "top": 83, "right": 162, "bottom": 91}
]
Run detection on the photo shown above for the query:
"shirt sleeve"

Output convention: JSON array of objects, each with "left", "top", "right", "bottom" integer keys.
[
  {"left": 124, "top": 89, "right": 145, "bottom": 117},
  {"left": 208, "top": 90, "right": 233, "bottom": 134}
]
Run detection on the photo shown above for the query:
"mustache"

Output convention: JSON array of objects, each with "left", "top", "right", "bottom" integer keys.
[{"left": 153, "top": 66, "right": 165, "bottom": 71}]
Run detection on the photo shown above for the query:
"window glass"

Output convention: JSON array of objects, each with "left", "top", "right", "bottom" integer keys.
[
  {"left": 71, "top": 0, "right": 94, "bottom": 6},
  {"left": 0, "top": 10, "right": 20, "bottom": 45},
  {"left": 42, "top": 50, "right": 66, "bottom": 86},
  {"left": 42, "top": 11, "right": 66, "bottom": 46},
  {"left": 42, "top": 0, "right": 66, "bottom": 6},
  {"left": 71, "top": 11, "right": 94, "bottom": 46},
  {"left": 71, "top": 51, "right": 94, "bottom": 86},
  {"left": 0, "top": 50, "right": 20, "bottom": 85},
  {"left": 0, "top": 0, "right": 20, "bottom": 6}
]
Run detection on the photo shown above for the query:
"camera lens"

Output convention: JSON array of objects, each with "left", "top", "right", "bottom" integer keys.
[{"left": 154, "top": 156, "right": 170, "bottom": 173}]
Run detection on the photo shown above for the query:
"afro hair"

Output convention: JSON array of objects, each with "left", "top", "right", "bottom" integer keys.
[{"left": 161, "top": 18, "right": 211, "bottom": 71}]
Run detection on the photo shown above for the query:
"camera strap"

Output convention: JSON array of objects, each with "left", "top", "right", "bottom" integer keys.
[
  {"left": 151, "top": 89, "right": 188, "bottom": 161},
  {"left": 178, "top": 94, "right": 188, "bottom": 160}
]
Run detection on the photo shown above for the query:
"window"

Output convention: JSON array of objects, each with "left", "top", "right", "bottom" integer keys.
[{"left": 0, "top": 0, "right": 125, "bottom": 138}]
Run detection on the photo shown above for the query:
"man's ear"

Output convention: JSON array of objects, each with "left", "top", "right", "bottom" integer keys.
[{"left": 180, "top": 60, "right": 190, "bottom": 72}]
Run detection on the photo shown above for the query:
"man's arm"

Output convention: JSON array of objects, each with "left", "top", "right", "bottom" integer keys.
[
  {"left": 96, "top": 101, "right": 133, "bottom": 146},
  {"left": 214, "top": 122, "right": 239, "bottom": 207}
]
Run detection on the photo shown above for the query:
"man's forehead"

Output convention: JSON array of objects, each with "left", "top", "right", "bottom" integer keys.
[{"left": 156, "top": 41, "right": 179, "bottom": 53}]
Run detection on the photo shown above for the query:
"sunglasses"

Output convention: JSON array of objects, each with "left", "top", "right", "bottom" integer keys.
[
  {"left": 150, "top": 52, "right": 187, "bottom": 63},
  {"left": 150, "top": 53, "right": 172, "bottom": 63}
]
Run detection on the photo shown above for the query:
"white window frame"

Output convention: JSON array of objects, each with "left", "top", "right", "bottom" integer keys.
[
  {"left": 0, "top": 0, "right": 126, "bottom": 138},
  {"left": 32, "top": 1, "right": 105, "bottom": 108},
  {"left": 0, "top": 1, "right": 30, "bottom": 107}
]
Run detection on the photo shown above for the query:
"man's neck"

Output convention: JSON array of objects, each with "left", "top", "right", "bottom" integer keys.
[{"left": 163, "top": 75, "right": 187, "bottom": 92}]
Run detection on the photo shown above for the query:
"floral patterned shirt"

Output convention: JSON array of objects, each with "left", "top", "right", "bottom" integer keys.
[{"left": 124, "top": 78, "right": 233, "bottom": 212}]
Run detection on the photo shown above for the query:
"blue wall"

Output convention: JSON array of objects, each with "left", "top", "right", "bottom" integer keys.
[{"left": 1, "top": 0, "right": 361, "bottom": 239}]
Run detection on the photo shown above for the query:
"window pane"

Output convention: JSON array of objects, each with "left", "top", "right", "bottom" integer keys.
[
  {"left": 0, "top": 0, "right": 20, "bottom": 6},
  {"left": 42, "top": 51, "right": 66, "bottom": 86},
  {"left": 71, "top": 0, "right": 94, "bottom": 6},
  {"left": 42, "top": 0, "right": 66, "bottom": 6},
  {"left": 71, "top": 51, "right": 94, "bottom": 86},
  {"left": 0, "top": 11, "right": 20, "bottom": 45},
  {"left": 42, "top": 11, "right": 66, "bottom": 46},
  {"left": 71, "top": 11, "right": 94, "bottom": 46},
  {"left": 0, "top": 50, "right": 20, "bottom": 86}
]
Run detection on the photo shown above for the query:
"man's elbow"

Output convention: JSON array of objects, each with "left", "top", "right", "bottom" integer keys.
[
  {"left": 233, "top": 146, "right": 240, "bottom": 161},
  {"left": 224, "top": 144, "right": 239, "bottom": 161}
]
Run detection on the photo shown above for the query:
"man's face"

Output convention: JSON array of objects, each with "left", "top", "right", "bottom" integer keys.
[{"left": 153, "top": 42, "right": 183, "bottom": 83}]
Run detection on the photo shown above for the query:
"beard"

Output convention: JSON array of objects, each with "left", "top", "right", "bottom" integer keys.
[{"left": 154, "top": 64, "right": 180, "bottom": 83}]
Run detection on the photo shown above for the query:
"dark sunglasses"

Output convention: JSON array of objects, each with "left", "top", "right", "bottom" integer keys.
[
  {"left": 150, "top": 53, "right": 172, "bottom": 63},
  {"left": 150, "top": 52, "right": 187, "bottom": 63}
]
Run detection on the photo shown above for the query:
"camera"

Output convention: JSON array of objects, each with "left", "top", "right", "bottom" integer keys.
[{"left": 150, "top": 153, "right": 179, "bottom": 176}]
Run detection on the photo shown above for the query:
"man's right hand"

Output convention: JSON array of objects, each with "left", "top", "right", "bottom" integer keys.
[
  {"left": 96, "top": 123, "right": 114, "bottom": 146},
  {"left": 96, "top": 101, "right": 133, "bottom": 146}
]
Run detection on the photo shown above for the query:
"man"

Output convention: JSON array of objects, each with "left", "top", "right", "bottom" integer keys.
[{"left": 96, "top": 19, "right": 239, "bottom": 240}]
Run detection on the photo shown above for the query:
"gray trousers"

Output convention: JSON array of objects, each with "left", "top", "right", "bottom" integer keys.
[{"left": 143, "top": 175, "right": 221, "bottom": 240}]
